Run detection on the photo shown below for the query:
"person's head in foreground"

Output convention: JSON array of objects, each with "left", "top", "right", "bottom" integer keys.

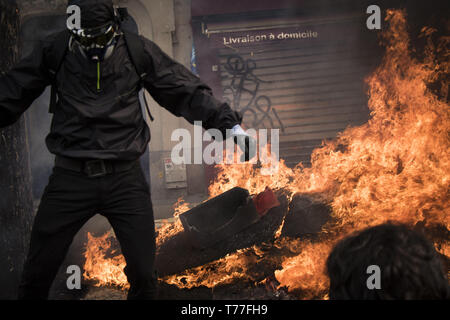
[
  {"left": 326, "top": 223, "right": 449, "bottom": 300},
  {"left": 68, "top": 0, "right": 119, "bottom": 61}
]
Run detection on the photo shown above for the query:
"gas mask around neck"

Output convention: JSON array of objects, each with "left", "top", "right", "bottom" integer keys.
[{"left": 70, "top": 22, "right": 118, "bottom": 62}]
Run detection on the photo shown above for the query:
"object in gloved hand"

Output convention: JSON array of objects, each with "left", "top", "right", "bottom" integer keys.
[
  {"left": 179, "top": 187, "right": 280, "bottom": 249},
  {"left": 230, "top": 124, "right": 257, "bottom": 162}
]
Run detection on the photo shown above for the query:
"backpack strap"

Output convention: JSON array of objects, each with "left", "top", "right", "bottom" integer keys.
[
  {"left": 47, "top": 30, "right": 71, "bottom": 114},
  {"left": 46, "top": 28, "right": 155, "bottom": 122},
  {"left": 122, "top": 30, "right": 154, "bottom": 121}
]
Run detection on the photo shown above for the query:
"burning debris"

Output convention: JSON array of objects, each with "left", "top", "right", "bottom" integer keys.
[
  {"left": 82, "top": 9, "right": 449, "bottom": 299},
  {"left": 83, "top": 231, "right": 128, "bottom": 290}
]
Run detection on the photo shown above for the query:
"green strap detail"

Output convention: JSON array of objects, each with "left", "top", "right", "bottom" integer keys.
[{"left": 97, "top": 62, "right": 100, "bottom": 91}]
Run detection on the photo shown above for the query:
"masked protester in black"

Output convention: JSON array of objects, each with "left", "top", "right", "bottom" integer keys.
[{"left": 0, "top": 0, "right": 255, "bottom": 299}]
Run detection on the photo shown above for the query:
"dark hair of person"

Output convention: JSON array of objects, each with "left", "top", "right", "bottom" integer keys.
[{"left": 326, "top": 222, "right": 450, "bottom": 299}]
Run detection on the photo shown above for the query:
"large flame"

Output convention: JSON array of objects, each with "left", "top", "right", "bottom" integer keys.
[
  {"left": 274, "top": 9, "right": 449, "bottom": 293},
  {"left": 83, "top": 9, "right": 449, "bottom": 297}
]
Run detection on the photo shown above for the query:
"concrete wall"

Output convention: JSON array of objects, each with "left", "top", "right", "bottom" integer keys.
[{"left": 117, "top": 0, "right": 207, "bottom": 204}]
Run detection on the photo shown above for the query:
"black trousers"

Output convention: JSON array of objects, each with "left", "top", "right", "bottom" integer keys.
[{"left": 18, "top": 161, "right": 157, "bottom": 299}]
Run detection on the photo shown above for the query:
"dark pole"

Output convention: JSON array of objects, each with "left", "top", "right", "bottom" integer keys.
[{"left": 0, "top": 0, "right": 34, "bottom": 299}]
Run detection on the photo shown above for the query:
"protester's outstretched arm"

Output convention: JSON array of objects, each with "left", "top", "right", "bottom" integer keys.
[{"left": 0, "top": 40, "right": 51, "bottom": 128}]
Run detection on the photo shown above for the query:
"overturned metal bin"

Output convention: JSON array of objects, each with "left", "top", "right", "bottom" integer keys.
[{"left": 179, "top": 187, "right": 279, "bottom": 249}]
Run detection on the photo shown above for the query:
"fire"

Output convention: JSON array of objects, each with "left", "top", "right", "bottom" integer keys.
[
  {"left": 173, "top": 197, "right": 190, "bottom": 217},
  {"left": 435, "top": 240, "right": 450, "bottom": 259},
  {"left": 156, "top": 198, "right": 189, "bottom": 248},
  {"left": 321, "top": 13, "right": 449, "bottom": 230},
  {"left": 83, "top": 199, "right": 192, "bottom": 289},
  {"left": 162, "top": 246, "right": 261, "bottom": 289},
  {"left": 207, "top": 151, "right": 299, "bottom": 199},
  {"left": 83, "top": 231, "right": 129, "bottom": 289},
  {"left": 274, "top": 240, "right": 332, "bottom": 298},
  {"left": 82, "top": 9, "right": 449, "bottom": 297}
]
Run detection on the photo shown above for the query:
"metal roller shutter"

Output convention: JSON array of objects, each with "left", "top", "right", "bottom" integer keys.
[{"left": 195, "top": 13, "right": 381, "bottom": 168}]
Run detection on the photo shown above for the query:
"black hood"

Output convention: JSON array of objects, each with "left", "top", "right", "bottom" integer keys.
[{"left": 68, "top": 0, "right": 115, "bottom": 28}]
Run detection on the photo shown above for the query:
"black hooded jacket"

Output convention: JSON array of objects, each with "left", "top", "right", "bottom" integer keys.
[{"left": 0, "top": 1, "right": 241, "bottom": 160}]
